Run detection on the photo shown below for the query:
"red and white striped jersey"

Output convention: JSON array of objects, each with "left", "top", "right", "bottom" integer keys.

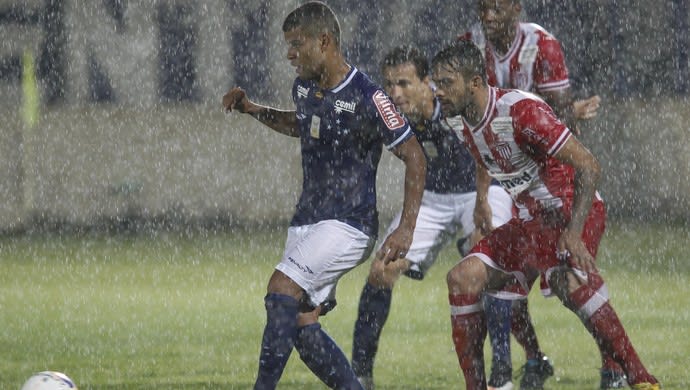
[
  {"left": 445, "top": 87, "right": 575, "bottom": 221},
  {"left": 461, "top": 22, "right": 570, "bottom": 94}
]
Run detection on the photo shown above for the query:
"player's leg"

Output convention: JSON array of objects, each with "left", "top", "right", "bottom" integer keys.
[
  {"left": 548, "top": 201, "right": 659, "bottom": 388},
  {"left": 351, "top": 255, "right": 409, "bottom": 387},
  {"left": 483, "top": 294, "right": 513, "bottom": 390},
  {"left": 254, "top": 270, "right": 303, "bottom": 390},
  {"left": 448, "top": 219, "right": 524, "bottom": 390},
  {"left": 462, "top": 186, "right": 517, "bottom": 389},
  {"left": 259, "top": 221, "right": 373, "bottom": 389},
  {"left": 352, "top": 191, "right": 458, "bottom": 387},
  {"left": 549, "top": 269, "right": 658, "bottom": 388},
  {"left": 510, "top": 297, "right": 554, "bottom": 390},
  {"left": 295, "top": 308, "right": 362, "bottom": 389},
  {"left": 448, "top": 254, "right": 516, "bottom": 390}
]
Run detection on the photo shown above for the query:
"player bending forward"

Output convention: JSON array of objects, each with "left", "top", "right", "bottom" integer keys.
[{"left": 432, "top": 40, "right": 660, "bottom": 390}]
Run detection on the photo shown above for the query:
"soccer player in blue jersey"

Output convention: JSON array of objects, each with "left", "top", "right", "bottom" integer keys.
[
  {"left": 222, "top": 2, "right": 426, "bottom": 389},
  {"left": 350, "top": 45, "right": 515, "bottom": 390}
]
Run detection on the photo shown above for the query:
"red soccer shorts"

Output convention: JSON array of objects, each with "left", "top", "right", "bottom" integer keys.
[{"left": 469, "top": 199, "right": 606, "bottom": 297}]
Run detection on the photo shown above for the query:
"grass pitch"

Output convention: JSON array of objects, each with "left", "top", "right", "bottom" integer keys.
[{"left": 0, "top": 222, "right": 688, "bottom": 389}]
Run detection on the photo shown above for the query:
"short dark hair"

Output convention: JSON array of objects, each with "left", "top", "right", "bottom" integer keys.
[
  {"left": 432, "top": 40, "right": 487, "bottom": 83},
  {"left": 282, "top": 1, "right": 341, "bottom": 47},
  {"left": 381, "top": 46, "right": 429, "bottom": 80}
]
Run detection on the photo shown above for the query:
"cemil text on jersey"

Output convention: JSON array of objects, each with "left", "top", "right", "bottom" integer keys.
[{"left": 334, "top": 99, "right": 357, "bottom": 114}]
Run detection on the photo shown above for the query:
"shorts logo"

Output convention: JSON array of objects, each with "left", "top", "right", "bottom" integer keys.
[
  {"left": 334, "top": 99, "right": 356, "bottom": 114},
  {"left": 372, "top": 90, "right": 405, "bottom": 130},
  {"left": 297, "top": 85, "right": 310, "bottom": 99},
  {"left": 288, "top": 256, "right": 314, "bottom": 274}
]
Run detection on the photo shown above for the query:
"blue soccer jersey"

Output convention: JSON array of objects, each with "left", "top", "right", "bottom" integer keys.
[
  {"left": 290, "top": 66, "right": 413, "bottom": 237},
  {"left": 410, "top": 98, "right": 477, "bottom": 194}
]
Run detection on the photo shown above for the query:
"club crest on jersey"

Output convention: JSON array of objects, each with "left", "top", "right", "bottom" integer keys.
[
  {"left": 372, "top": 90, "right": 405, "bottom": 130},
  {"left": 297, "top": 85, "right": 310, "bottom": 99},
  {"left": 334, "top": 99, "right": 356, "bottom": 114},
  {"left": 495, "top": 141, "right": 512, "bottom": 161}
]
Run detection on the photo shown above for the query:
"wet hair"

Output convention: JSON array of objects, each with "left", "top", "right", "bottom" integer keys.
[
  {"left": 431, "top": 40, "right": 487, "bottom": 83},
  {"left": 381, "top": 45, "right": 429, "bottom": 80},
  {"left": 282, "top": 1, "right": 341, "bottom": 47}
]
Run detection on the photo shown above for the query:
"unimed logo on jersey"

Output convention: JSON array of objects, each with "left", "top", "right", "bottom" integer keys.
[{"left": 372, "top": 90, "right": 404, "bottom": 130}]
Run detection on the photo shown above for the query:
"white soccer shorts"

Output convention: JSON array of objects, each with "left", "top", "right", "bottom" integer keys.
[
  {"left": 276, "top": 220, "right": 375, "bottom": 308},
  {"left": 379, "top": 185, "right": 513, "bottom": 279}
]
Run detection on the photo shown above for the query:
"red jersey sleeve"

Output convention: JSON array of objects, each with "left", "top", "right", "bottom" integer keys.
[
  {"left": 534, "top": 33, "right": 570, "bottom": 93},
  {"left": 512, "top": 99, "right": 571, "bottom": 157}
]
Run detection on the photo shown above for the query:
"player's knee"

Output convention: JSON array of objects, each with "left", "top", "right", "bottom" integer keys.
[{"left": 446, "top": 256, "right": 486, "bottom": 295}]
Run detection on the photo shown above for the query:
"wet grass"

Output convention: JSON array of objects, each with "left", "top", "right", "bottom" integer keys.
[{"left": 0, "top": 222, "right": 687, "bottom": 389}]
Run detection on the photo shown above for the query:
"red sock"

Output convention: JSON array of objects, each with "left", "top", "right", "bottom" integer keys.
[
  {"left": 449, "top": 293, "right": 487, "bottom": 390},
  {"left": 569, "top": 284, "right": 656, "bottom": 385},
  {"left": 577, "top": 276, "right": 624, "bottom": 374},
  {"left": 510, "top": 299, "right": 541, "bottom": 360}
]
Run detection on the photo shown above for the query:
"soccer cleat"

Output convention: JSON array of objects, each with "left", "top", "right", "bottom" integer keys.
[
  {"left": 357, "top": 376, "right": 374, "bottom": 390},
  {"left": 488, "top": 360, "right": 513, "bottom": 390},
  {"left": 600, "top": 369, "right": 627, "bottom": 389},
  {"left": 518, "top": 355, "right": 554, "bottom": 390},
  {"left": 630, "top": 383, "right": 661, "bottom": 390}
]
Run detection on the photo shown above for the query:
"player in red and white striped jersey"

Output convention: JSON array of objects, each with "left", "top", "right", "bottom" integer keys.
[
  {"left": 458, "top": 2, "right": 608, "bottom": 389},
  {"left": 431, "top": 40, "right": 660, "bottom": 390},
  {"left": 459, "top": 0, "right": 601, "bottom": 135}
]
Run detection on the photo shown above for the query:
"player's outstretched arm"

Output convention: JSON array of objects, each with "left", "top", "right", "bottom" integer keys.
[
  {"left": 553, "top": 136, "right": 601, "bottom": 274},
  {"left": 376, "top": 137, "right": 426, "bottom": 265},
  {"left": 222, "top": 86, "right": 299, "bottom": 137}
]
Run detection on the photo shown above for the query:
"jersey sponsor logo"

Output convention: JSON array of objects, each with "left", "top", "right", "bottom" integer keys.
[
  {"left": 297, "top": 85, "right": 310, "bottom": 99},
  {"left": 372, "top": 90, "right": 405, "bottom": 130},
  {"left": 334, "top": 99, "right": 356, "bottom": 114},
  {"left": 499, "top": 170, "right": 533, "bottom": 192}
]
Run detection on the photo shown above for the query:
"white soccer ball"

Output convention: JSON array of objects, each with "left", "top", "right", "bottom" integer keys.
[{"left": 21, "top": 371, "right": 78, "bottom": 390}]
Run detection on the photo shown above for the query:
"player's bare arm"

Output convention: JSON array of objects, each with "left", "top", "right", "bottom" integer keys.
[
  {"left": 553, "top": 136, "right": 601, "bottom": 274},
  {"left": 473, "top": 164, "right": 494, "bottom": 237},
  {"left": 376, "top": 136, "right": 426, "bottom": 265},
  {"left": 222, "top": 86, "right": 299, "bottom": 137}
]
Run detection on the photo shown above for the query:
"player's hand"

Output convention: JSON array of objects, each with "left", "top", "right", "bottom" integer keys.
[
  {"left": 222, "top": 87, "right": 253, "bottom": 113},
  {"left": 376, "top": 226, "right": 414, "bottom": 265},
  {"left": 557, "top": 228, "right": 597, "bottom": 274},
  {"left": 473, "top": 199, "right": 494, "bottom": 237},
  {"left": 573, "top": 95, "right": 601, "bottom": 121}
]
